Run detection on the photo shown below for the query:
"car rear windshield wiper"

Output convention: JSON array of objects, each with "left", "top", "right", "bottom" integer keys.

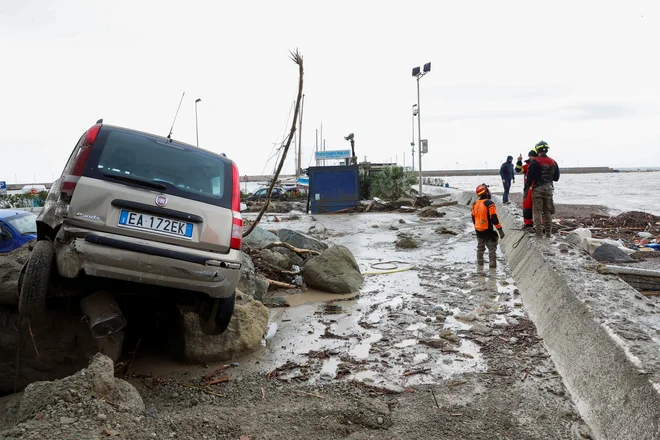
[{"left": 103, "top": 173, "right": 167, "bottom": 190}]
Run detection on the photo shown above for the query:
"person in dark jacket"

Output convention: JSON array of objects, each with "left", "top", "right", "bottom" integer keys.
[
  {"left": 499, "top": 156, "right": 515, "bottom": 204},
  {"left": 526, "top": 140, "right": 560, "bottom": 238},
  {"left": 471, "top": 184, "right": 505, "bottom": 268}
]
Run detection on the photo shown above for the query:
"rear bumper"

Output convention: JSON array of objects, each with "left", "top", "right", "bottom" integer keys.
[{"left": 54, "top": 227, "right": 241, "bottom": 299}]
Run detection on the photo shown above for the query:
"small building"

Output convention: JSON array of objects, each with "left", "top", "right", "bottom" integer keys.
[{"left": 307, "top": 165, "right": 359, "bottom": 214}]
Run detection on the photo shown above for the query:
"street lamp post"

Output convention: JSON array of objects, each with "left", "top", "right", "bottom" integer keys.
[
  {"left": 195, "top": 98, "right": 202, "bottom": 147},
  {"left": 412, "top": 62, "right": 431, "bottom": 195},
  {"left": 411, "top": 104, "right": 418, "bottom": 172}
]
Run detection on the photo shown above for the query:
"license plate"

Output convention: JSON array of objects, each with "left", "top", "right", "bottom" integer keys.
[{"left": 118, "top": 210, "right": 193, "bottom": 239}]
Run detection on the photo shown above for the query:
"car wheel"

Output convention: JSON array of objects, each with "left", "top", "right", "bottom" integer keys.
[
  {"left": 19, "top": 240, "right": 54, "bottom": 318},
  {"left": 198, "top": 291, "right": 236, "bottom": 335}
]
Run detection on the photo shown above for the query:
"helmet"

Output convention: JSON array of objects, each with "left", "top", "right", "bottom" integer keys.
[
  {"left": 528, "top": 149, "right": 538, "bottom": 157},
  {"left": 476, "top": 183, "right": 489, "bottom": 196},
  {"left": 535, "top": 140, "right": 549, "bottom": 151}
]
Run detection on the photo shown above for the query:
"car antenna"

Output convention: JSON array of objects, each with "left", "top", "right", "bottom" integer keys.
[{"left": 167, "top": 92, "right": 185, "bottom": 141}]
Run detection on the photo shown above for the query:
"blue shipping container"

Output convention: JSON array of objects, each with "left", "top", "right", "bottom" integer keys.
[{"left": 308, "top": 165, "right": 359, "bottom": 214}]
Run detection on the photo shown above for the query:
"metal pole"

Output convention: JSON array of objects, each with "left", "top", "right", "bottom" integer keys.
[
  {"left": 194, "top": 99, "right": 201, "bottom": 148},
  {"left": 417, "top": 77, "right": 422, "bottom": 195},
  {"left": 411, "top": 106, "right": 415, "bottom": 172}
]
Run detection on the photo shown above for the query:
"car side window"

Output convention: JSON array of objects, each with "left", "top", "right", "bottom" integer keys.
[
  {"left": 0, "top": 225, "right": 13, "bottom": 241},
  {"left": 255, "top": 189, "right": 265, "bottom": 196}
]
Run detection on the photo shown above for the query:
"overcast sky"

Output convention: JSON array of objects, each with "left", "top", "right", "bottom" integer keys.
[{"left": 1, "top": 0, "right": 659, "bottom": 183}]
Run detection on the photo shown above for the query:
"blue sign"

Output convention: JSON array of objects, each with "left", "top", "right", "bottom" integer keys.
[
  {"left": 315, "top": 150, "right": 351, "bottom": 160},
  {"left": 0, "top": 181, "right": 6, "bottom": 195}
]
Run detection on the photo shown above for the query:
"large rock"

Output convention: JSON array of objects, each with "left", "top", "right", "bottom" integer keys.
[
  {"left": 592, "top": 244, "right": 635, "bottom": 263},
  {"left": 258, "top": 248, "right": 291, "bottom": 270},
  {"left": 277, "top": 229, "right": 329, "bottom": 253},
  {"left": 243, "top": 226, "right": 279, "bottom": 250},
  {"left": 582, "top": 237, "right": 634, "bottom": 256},
  {"left": 238, "top": 252, "right": 270, "bottom": 300},
  {"left": 0, "top": 307, "right": 122, "bottom": 394},
  {"left": 302, "top": 245, "right": 363, "bottom": 293},
  {"left": 177, "top": 292, "right": 269, "bottom": 362},
  {"left": 275, "top": 247, "right": 304, "bottom": 266}
]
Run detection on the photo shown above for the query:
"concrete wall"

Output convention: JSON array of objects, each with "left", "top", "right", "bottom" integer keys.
[{"left": 444, "top": 187, "right": 660, "bottom": 440}]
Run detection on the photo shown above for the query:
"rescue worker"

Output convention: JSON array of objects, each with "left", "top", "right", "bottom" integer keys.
[
  {"left": 499, "top": 156, "right": 515, "bottom": 204},
  {"left": 515, "top": 149, "right": 538, "bottom": 228},
  {"left": 526, "top": 141, "right": 560, "bottom": 238},
  {"left": 471, "top": 184, "right": 505, "bottom": 268}
]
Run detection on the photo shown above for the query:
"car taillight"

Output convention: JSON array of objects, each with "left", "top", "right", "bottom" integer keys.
[
  {"left": 230, "top": 161, "right": 243, "bottom": 249},
  {"left": 62, "top": 124, "right": 101, "bottom": 198}
]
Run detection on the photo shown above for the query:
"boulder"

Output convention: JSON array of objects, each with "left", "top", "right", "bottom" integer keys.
[
  {"left": 277, "top": 229, "right": 328, "bottom": 253},
  {"left": 275, "top": 247, "right": 305, "bottom": 266},
  {"left": 565, "top": 228, "right": 592, "bottom": 247},
  {"left": 0, "top": 307, "right": 122, "bottom": 394},
  {"left": 177, "top": 292, "right": 269, "bottom": 362},
  {"left": 419, "top": 207, "right": 447, "bottom": 218},
  {"left": 238, "top": 252, "right": 270, "bottom": 300},
  {"left": 302, "top": 246, "right": 363, "bottom": 293},
  {"left": 258, "top": 249, "right": 291, "bottom": 270},
  {"left": 592, "top": 244, "right": 635, "bottom": 263},
  {"left": 243, "top": 226, "right": 279, "bottom": 250},
  {"left": 396, "top": 237, "right": 418, "bottom": 249}
]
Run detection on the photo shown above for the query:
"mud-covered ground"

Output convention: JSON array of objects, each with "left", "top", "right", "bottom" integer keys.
[{"left": 0, "top": 206, "right": 591, "bottom": 439}]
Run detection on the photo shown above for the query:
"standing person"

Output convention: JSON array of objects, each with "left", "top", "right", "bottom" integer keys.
[
  {"left": 526, "top": 141, "right": 560, "bottom": 238},
  {"left": 515, "top": 149, "right": 538, "bottom": 228},
  {"left": 499, "top": 156, "right": 515, "bottom": 204},
  {"left": 472, "top": 184, "right": 505, "bottom": 268}
]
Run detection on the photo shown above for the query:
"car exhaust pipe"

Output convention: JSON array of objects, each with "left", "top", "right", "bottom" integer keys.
[{"left": 80, "top": 292, "right": 127, "bottom": 339}]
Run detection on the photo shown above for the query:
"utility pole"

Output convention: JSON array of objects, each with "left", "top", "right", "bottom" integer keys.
[
  {"left": 297, "top": 94, "right": 305, "bottom": 180},
  {"left": 411, "top": 104, "right": 417, "bottom": 172}
]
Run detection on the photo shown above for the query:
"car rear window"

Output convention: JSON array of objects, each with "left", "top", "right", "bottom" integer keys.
[
  {"left": 7, "top": 213, "right": 37, "bottom": 235},
  {"left": 85, "top": 127, "right": 232, "bottom": 208}
]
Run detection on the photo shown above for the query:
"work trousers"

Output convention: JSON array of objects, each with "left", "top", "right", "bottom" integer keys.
[
  {"left": 477, "top": 232, "right": 498, "bottom": 267},
  {"left": 502, "top": 179, "right": 512, "bottom": 203},
  {"left": 532, "top": 184, "right": 555, "bottom": 237}
]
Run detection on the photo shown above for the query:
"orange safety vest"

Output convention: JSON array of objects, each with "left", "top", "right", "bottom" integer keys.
[{"left": 472, "top": 199, "right": 502, "bottom": 233}]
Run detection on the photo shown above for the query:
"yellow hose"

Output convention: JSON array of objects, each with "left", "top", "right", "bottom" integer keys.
[{"left": 363, "top": 266, "right": 415, "bottom": 275}]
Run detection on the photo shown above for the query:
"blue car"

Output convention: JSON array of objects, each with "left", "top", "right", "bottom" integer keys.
[{"left": 0, "top": 210, "right": 38, "bottom": 253}]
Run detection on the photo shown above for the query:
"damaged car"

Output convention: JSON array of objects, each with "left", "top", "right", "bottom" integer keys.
[{"left": 19, "top": 120, "right": 243, "bottom": 335}]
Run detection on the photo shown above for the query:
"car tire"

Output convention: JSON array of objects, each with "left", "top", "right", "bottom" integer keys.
[
  {"left": 18, "top": 240, "right": 54, "bottom": 318},
  {"left": 198, "top": 291, "right": 236, "bottom": 336}
]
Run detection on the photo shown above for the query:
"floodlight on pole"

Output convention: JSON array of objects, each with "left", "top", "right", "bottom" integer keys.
[{"left": 412, "top": 62, "right": 431, "bottom": 195}]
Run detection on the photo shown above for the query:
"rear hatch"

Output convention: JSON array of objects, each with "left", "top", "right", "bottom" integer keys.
[{"left": 64, "top": 126, "right": 238, "bottom": 253}]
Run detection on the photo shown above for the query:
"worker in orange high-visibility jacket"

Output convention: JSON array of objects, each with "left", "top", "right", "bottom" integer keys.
[{"left": 471, "top": 184, "right": 505, "bottom": 268}]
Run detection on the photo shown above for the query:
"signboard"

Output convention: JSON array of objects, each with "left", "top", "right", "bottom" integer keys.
[
  {"left": 315, "top": 150, "right": 351, "bottom": 160},
  {"left": 420, "top": 139, "right": 428, "bottom": 154},
  {"left": 0, "top": 181, "right": 6, "bottom": 195}
]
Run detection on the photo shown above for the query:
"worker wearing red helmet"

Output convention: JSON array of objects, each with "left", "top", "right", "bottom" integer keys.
[
  {"left": 526, "top": 140, "right": 560, "bottom": 238},
  {"left": 471, "top": 183, "right": 505, "bottom": 268}
]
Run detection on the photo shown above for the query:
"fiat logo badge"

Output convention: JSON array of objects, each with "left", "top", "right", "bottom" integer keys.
[{"left": 155, "top": 195, "right": 168, "bottom": 207}]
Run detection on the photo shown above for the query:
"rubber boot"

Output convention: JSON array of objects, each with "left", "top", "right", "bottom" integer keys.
[{"left": 489, "top": 254, "right": 497, "bottom": 268}]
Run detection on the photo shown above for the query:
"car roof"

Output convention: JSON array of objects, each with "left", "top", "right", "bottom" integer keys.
[
  {"left": 0, "top": 209, "right": 36, "bottom": 220},
  {"left": 101, "top": 124, "right": 231, "bottom": 162}
]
